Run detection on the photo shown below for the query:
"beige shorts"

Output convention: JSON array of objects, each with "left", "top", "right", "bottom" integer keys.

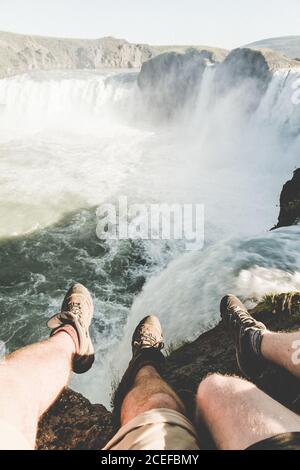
[
  {"left": 103, "top": 408, "right": 200, "bottom": 451},
  {"left": 0, "top": 419, "right": 32, "bottom": 450}
]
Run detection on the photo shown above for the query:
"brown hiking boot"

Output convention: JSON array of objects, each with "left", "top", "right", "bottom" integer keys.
[
  {"left": 112, "top": 315, "right": 165, "bottom": 428},
  {"left": 132, "top": 315, "right": 164, "bottom": 356},
  {"left": 220, "top": 294, "right": 267, "bottom": 379},
  {"left": 47, "top": 283, "right": 95, "bottom": 374}
]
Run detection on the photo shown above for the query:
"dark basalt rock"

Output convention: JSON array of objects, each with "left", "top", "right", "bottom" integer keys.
[
  {"left": 36, "top": 389, "right": 114, "bottom": 450},
  {"left": 137, "top": 46, "right": 299, "bottom": 118},
  {"left": 272, "top": 168, "right": 300, "bottom": 230},
  {"left": 137, "top": 49, "right": 217, "bottom": 117},
  {"left": 217, "top": 48, "right": 271, "bottom": 86},
  {"left": 215, "top": 48, "right": 273, "bottom": 112}
]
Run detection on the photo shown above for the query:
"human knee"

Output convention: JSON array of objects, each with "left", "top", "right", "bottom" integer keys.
[
  {"left": 197, "top": 373, "right": 234, "bottom": 410},
  {"left": 145, "top": 392, "right": 185, "bottom": 414}
]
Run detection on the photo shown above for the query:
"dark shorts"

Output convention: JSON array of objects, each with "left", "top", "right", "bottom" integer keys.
[{"left": 247, "top": 432, "right": 300, "bottom": 450}]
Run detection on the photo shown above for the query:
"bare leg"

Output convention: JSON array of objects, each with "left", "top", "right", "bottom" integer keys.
[
  {"left": 120, "top": 365, "right": 186, "bottom": 426},
  {"left": 197, "top": 373, "right": 300, "bottom": 450},
  {"left": 261, "top": 331, "right": 300, "bottom": 379},
  {"left": 0, "top": 332, "right": 74, "bottom": 449}
]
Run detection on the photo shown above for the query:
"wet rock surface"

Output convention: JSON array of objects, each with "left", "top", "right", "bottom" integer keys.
[
  {"left": 137, "top": 49, "right": 217, "bottom": 115},
  {"left": 272, "top": 168, "right": 300, "bottom": 230},
  {"left": 137, "top": 47, "right": 300, "bottom": 117}
]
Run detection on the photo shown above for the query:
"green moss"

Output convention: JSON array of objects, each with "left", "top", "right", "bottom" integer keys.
[{"left": 252, "top": 292, "right": 299, "bottom": 314}]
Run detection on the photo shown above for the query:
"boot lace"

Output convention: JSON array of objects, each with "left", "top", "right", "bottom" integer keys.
[
  {"left": 229, "top": 307, "right": 258, "bottom": 338},
  {"left": 61, "top": 302, "right": 84, "bottom": 327},
  {"left": 133, "top": 331, "right": 164, "bottom": 350}
]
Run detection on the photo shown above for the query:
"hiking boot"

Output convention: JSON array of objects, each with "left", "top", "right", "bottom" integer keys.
[
  {"left": 220, "top": 294, "right": 267, "bottom": 379},
  {"left": 132, "top": 315, "right": 164, "bottom": 356},
  {"left": 112, "top": 315, "right": 165, "bottom": 428},
  {"left": 47, "top": 283, "right": 95, "bottom": 374}
]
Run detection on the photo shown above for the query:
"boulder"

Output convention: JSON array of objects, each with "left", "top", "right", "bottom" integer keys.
[
  {"left": 272, "top": 168, "right": 300, "bottom": 230},
  {"left": 137, "top": 49, "right": 217, "bottom": 116},
  {"left": 215, "top": 48, "right": 300, "bottom": 111},
  {"left": 215, "top": 48, "right": 272, "bottom": 112}
]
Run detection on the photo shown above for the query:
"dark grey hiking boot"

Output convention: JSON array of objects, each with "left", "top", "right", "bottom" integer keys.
[
  {"left": 112, "top": 315, "right": 165, "bottom": 429},
  {"left": 220, "top": 294, "right": 267, "bottom": 379},
  {"left": 47, "top": 283, "right": 95, "bottom": 374}
]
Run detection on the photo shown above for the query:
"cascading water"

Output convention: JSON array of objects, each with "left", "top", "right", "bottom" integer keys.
[{"left": 0, "top": 64, "right": 299, "bottom": 407}]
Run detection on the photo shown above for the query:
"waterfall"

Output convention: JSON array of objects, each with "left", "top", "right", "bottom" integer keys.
[
  {"left": 0, "top": 70, "right": 138, "bottom": 136},
  {"left": 0, "top": 64, "right": 299, "bottom": 407}
]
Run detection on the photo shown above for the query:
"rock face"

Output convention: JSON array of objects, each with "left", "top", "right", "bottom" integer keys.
[
  {"left": 215, "top": 48, "right": 300, "bottom": 112},
  {"left": 0, "top": 32, "right": 156, "bottom": 78},
  {"left": 137, "top": 49, "right": 217, "bottom": 116},
  {"left": 36, "top": 389, "right": 113, "bottom": 450},
  {"left": 216, "top": 48, "right": 272, "bottom": 95},
  {"left": 272, "top": 168, "right": 300, "bottom": 230},
  {"left": 0, "top": 31, "right": 228, "bottom": 79},
  {"left": 137, "top": 47, "right": 300, "bottom": 117},
  {"left": 154, "top": 45, "right": 228, "bottom": 62},
  {"left": 0, "top": 31, "right": 298, "bottom": 83},
  {"left": 37, "top": 293, "right": 300, "bottom": 450}
]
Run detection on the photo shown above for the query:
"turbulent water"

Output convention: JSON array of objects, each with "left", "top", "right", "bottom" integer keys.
[{"left": 0, "top": 67, "right": 299, "bottom": 406}]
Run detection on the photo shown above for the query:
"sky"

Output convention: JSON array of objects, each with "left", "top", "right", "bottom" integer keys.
[{"left": 0, "top": 0, "right": 299, "bottom": 49}]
